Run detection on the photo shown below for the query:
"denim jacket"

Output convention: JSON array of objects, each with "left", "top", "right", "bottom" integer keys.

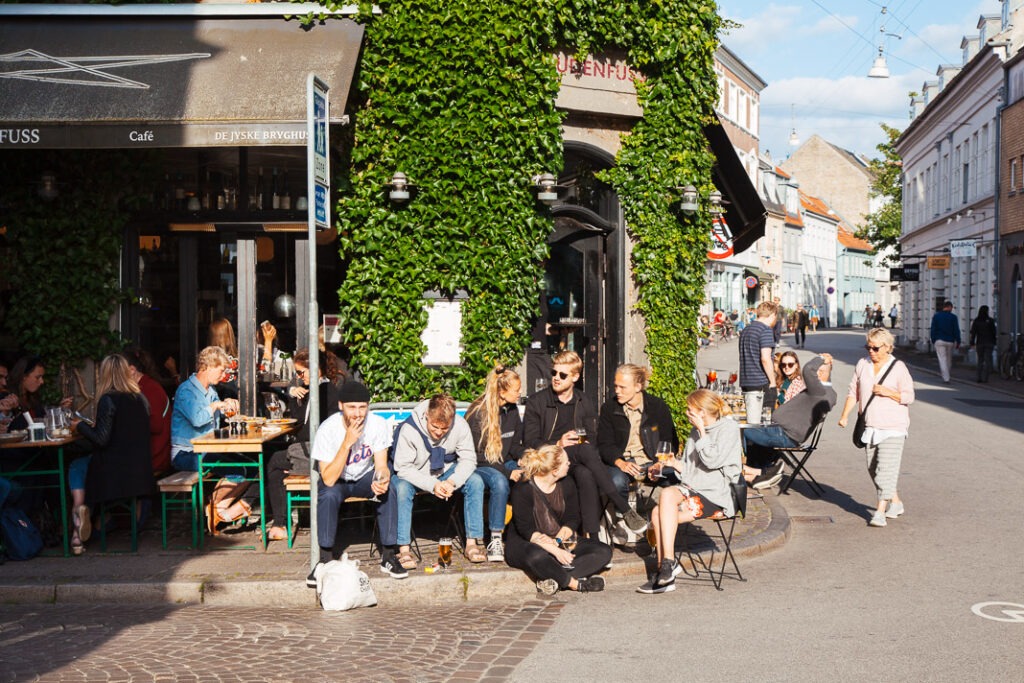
[{"left": 171, "top": 374, "right": 220, "bottom": 452}]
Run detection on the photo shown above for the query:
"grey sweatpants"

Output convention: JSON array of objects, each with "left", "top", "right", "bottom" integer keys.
[{"left": 866, "top": 436, "right": 905, "bottom": 501}]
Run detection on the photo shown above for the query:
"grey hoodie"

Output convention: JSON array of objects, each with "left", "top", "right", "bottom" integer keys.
[
  {"left": 393, "top": 399, "right": 477, "bottom": 492},
  {"left": 679, "top": 417, "right": 743, "bottom": 517}
]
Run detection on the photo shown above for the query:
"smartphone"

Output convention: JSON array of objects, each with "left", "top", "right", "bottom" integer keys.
[{"left": 74, "top": 410, "right": 94, "bottom": 425}]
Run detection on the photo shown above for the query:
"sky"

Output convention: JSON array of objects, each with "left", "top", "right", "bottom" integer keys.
[{"left": 717, "top": 0, "right": 1002, "bottom": 162}]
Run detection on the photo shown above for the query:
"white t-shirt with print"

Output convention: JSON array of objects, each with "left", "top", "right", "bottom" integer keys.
[{"left": 311, "top": 412, "right": 393, "bottom": 482}]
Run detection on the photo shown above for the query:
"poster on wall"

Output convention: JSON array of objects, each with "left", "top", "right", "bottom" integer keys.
[
  {"left": 421, "top": 299, "right": 463, "bottom": 365},
  {"left": 707, "top": 216, "right": 734, "bottom": 260}
]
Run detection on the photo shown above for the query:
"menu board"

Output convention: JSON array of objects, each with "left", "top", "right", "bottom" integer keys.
[{"left": 421, "top": 300, "right": 463, "bottom": 366}]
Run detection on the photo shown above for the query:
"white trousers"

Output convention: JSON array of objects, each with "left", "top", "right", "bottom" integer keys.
[{"left": 934, "top": 340, "right": 955, "bottom": 382}]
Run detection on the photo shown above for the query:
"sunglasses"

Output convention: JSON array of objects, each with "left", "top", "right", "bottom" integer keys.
[
  {"left": 865, "top": 345, "right": 885, "bottom": 352},
  {"left": 551, "top": 370, "right": 571, "bottom": 380},
  {"left": 780, "top": 362, "right": 797, "bottom": 369}
]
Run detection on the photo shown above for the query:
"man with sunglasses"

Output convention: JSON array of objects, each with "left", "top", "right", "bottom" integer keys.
[
  {"left": 743, "top": 354, "right": 837, "bottom": 489},
  {"left": 524, "top": 350, "right": 648, "bottom": 540}
]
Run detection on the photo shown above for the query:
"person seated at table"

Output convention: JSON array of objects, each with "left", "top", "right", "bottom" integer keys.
[
  {"left": 0, "top": 360, "right": 16, "bottom": 432},
  {"left": 310, "top": 380, "right": 406, "bottom": 582},
  {"left": 6, "top": 355, "right": 73, "bottom": 431},
  {"left": 743, "top": 354, "right": 837, "bottom": 489},
  {"left": 775, "top": 351, "right": 805, "bottom": 408},
  {"left": 524, "top": 350, "right": 647, "bottom": 540},
  {"left": 506, "top": 444, "right": 610, "bottom": 595},
  {"left": 392, "top": 393, "right": 480, "bottom": 569},
  {"left": 265, "top": 349, "right": 339, "bottom": 542},
  {"left": 124, "top": 347, "right": 172, "bottom": 477},
  {"left": 67, "top": 354, "right": 154, "bottom": 555},
  {"left": 637, "top": 389, "right": 742, "bottom": 594},
  {"left": 465, "top": 364, "right": 525, "bottom": 563},
  {"left": 208, "top": 318, "right": 239, "bottom": 401}
]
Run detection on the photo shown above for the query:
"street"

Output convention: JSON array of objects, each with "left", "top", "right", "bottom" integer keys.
[{"left": 3, "top": 329, "right": 1024, "bottom": 682}]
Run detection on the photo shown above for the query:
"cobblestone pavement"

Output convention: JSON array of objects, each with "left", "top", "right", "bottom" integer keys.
[{"left": 0, "top": 601, "right": 563, "bottom": 683}]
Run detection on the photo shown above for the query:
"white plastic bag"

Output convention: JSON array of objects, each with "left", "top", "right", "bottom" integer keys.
[{"left": 315, "top": 553, "right": 378, "bottom": 611}]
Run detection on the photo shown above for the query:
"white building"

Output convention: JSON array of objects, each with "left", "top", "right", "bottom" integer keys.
[{"left": 799, "top": 192, "right": 839, "bottom": 326}]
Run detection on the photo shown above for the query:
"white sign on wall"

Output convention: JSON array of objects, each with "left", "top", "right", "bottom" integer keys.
[
  {"left": 709, "top": 282, "right": 725, "bottom": 298},
  {"left": 421, "top": 300, "right": 463, "bottom": 366},
  {"left": 950, "top": 239, "right": 977, "bottom": 258}
]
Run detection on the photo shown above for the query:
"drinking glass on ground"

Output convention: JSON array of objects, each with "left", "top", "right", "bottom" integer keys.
[{"left": 438, "top": 537, "right": 453, "bottom": 567}]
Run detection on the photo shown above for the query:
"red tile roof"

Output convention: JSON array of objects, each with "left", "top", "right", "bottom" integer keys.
[
  {"left": 837, "top": 225, "right": 873, "bottom": 252},
  {"left": 775, "top": 166, "right": 791, "bottom": 179},
  {"left": 799, "top": 192, "right": 839, "bottom": 220}
]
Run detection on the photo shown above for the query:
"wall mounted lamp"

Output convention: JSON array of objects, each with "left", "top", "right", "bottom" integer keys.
[
  {"left": 531, "top": 173, "right": 565, "bottom": 206},
  {"left": 677, "top": 185, "right": 723, "bottom": 216},
  {"left": 385, "top": 171, "right": 414, "bottom": 203},
  {"left": 38, "top": 172, "right": 59, "bottom": 201}
]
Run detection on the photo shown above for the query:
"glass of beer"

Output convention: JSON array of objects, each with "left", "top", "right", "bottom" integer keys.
[
  {"left": 656, "top": 440, "right": 673, "bottom": 463},
  {"left": 575, "top": 427, "right": 588, "bottom": 444},
  {"left": 645, "top": 526, "right": 657, "bottom": 548},
  {"left": 438, "top": 537, "right": 453, "bottom": 567}
]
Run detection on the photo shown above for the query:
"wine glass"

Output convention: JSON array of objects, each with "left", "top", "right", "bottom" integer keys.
[{"left": 369, "top": 470, "right": 386, "bottom": 503}]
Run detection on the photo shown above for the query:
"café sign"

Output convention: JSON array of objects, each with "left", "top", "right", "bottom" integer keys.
[
  {"left": 949, "top": 239, "right": 977, "bottom": 258},
  {"left": 927, "top": 255, "right": 951, "bottom": 269}
]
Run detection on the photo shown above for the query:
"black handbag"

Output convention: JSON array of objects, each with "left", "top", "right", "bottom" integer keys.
[
  {"left": 852, "top": 361, "right": 896, "bottom": 448},
  {"left": 730, "top": 476, "right": 748, "bottom": 519}
]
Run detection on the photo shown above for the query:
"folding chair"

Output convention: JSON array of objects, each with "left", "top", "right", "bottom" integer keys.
[
  {"left": 775, "top": 420, "right": 826, "bottom": 496},
  {"left": 675, "top": 476, "right": 747, "bottom": 591}
]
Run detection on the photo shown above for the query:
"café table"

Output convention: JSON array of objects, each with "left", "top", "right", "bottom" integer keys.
[
  {"left": 0, "top": 433, "right": 80, "bottom": 557},
  {"left": 190, "top": 422, "right": 296, "bottom": 549}
]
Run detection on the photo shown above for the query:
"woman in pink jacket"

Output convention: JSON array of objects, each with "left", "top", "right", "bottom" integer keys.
[{"left": 837, "top": 328, "right": 915, "bottom": 528}]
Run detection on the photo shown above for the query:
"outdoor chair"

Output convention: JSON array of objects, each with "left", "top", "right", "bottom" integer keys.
[
  {"left": 675, "top": 476, "right": 747, "bottom": 591},
  {"left": 775, "top": 420, "right": 826, "bottom": 496}
]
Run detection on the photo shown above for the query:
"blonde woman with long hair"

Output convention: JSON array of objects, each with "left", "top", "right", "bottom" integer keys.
[
  {"left": 505, "top": 444, "right": 612, "bottom": 595},
  {"left": 465, "top": 364, "right": 525, "bottom": 562},
  {"left": 68, "top": 354, "right": 154, "bottom": 555}
]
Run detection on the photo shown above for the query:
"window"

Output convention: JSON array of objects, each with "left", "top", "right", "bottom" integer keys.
[
  {"left": 738, "top": 91, "right": 748, "bottom": 129},
  {"left": 963, "top": 163, "right": 970, "bottom": 204},
  {"left": 1010, "top": 158, "right": 1017, "bottom": 194}
]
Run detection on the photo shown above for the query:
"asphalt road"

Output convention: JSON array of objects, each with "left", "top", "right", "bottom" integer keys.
[{"left": 2, "top": 328, "right": 1022, "bottom": 682}]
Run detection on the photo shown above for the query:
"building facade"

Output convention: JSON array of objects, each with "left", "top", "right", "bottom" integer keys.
[{"left": 799, "top": 192, "right": 839, "bottom": 326}]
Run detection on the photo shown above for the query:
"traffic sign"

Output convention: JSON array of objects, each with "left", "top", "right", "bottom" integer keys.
[{"left": 315, "top": 183, "right": 328, "bottom": 229}]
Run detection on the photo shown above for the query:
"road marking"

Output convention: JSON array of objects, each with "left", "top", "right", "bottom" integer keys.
[{"left": 971, "top": 601, "right": 1024, "bottom": 622}]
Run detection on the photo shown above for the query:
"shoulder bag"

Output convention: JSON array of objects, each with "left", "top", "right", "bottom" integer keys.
[
  {"left": 852, "top": 361, "right": 897, "bottom": 449},
  {"left": 315, "top": 553, "right": 378, "bottom": 611}
]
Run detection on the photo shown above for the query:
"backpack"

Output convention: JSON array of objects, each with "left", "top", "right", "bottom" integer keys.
[{"left": 0, "top": 506, "right": 44, "bottom": 561}]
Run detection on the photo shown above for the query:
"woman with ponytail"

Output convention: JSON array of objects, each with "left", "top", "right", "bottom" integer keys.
[{"left": 464, "top": 365, "right": 525, "bottom": 562}]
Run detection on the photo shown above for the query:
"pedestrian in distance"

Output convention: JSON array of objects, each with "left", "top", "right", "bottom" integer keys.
[
  {"left": 794, "top": 303, "right": 809, "bottom": 348},
  {"left": 929, "top": 301, "right": 961, "bottom": 383},
  {"left": 889, "top": 304, "right": 898, "bottom": 329},
  {"left": 809, "top": 304, "right": 820, "bottom": 332},
  {"left": 837, "top": 328, "right": 915, "bottom": 528},
  {"left": 969, "top": 305, "right": 997, "bottom": 383}
]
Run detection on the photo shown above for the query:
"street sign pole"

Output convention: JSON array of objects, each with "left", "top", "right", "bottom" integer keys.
[{"left": 307, "top": 73, "right": 329, "bottom": 572}]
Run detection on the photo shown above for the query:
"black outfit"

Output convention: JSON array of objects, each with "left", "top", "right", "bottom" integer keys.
[
  {"left": 969, "top": 315, "right": 998, "bottom": 383},
  {"left": 794, "top": 309, "right": 809, "bottom": 348},
  {"left": 266, "top": 381, "right": 339, "bottom": 526},
  {"left": 596, "top": 391, "right": 678, "bottom": 465},
  {"left": 77, "top": 392, "right": 154, "bottom": 505},
  {"left": 523, "top": 387, "right": 629, "bottom": 535},
  {"left": 505, "top": 477, "right": 611, "bottom": 590},
  {"left": 466, "top": 401, "right": 525, "bottom": 475}
]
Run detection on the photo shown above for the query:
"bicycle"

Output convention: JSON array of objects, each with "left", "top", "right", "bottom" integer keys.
[{"left": 998, "top": 333, "right": 1024, "bottom": 381}]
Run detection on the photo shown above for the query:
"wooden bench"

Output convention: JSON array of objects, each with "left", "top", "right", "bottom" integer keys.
[
  {"left": 284, "top": 474, "right": 389, "bottom": 554},
  {"left": 158, "top": 471, "right": 201, "bottom": 550}
]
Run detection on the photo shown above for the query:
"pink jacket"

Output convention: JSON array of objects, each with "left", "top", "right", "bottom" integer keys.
[{"left": 847, "top": 357, "right": 914, "bottom": 431}]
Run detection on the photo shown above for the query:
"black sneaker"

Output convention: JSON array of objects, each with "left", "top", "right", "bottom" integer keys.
[
  {"left": 306, "top": 561, "right": 323, "bottom": 588},
  {"left": 380, "top": 553, "right": 409, "bottom": 579},
  {"left": 751, "top": 461, "right": 784, "bottom": 490},
  {"left": 622, "top": 508, "right": 649, "bottom": 533},
  {"left": 577, "top": 576, "right": 605, "bottom": 593},
  {"left": 655, "top": 558, "right": 677, "bottom": 588},
  {"left": 636, "top": 579, "right": 675, "bottom": 594}
]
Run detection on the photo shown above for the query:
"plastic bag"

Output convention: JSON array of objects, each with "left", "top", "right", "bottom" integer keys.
[{"left": 315, "top": 553, "right": 377, "bottom": 611}]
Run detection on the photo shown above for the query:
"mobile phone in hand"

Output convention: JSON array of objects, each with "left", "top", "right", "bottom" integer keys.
[{"left": 74, "top": 410, "right": 94, "bottom": 425}]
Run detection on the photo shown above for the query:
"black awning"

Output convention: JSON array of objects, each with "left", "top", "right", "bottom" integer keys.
[
  {"left": 0, "top": 14, "right": 363, "bottom": 148},
  {"left": 704, "top": 117, "right": 767, "bottom": 255},
  {"left": 743, "top": 266, "right": 772, "bottom": 283}
]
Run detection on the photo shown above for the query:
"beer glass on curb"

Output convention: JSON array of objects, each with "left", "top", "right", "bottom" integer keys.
[{"left": 438, "top": 537, "right": 453, "bottom": 567}]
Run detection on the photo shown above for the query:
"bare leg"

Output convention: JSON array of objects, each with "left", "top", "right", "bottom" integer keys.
[
  {"left": 657, "top": 488, "right": 683, "bottom": 561},
  {"left": 650, "top": 504, "right": 662, "bottom": 562}
]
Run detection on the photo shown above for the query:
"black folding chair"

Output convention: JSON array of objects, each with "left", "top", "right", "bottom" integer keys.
[
  {"left": 675, "top": 476, "right": 747, "bottom": 591},
  {"left": 776, "top": 420, "right": 826, "bottom": 496}
]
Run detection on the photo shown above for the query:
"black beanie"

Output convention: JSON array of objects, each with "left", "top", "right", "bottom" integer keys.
[{"left": 337, "top": 381, "right": 371, "bottom": 403}]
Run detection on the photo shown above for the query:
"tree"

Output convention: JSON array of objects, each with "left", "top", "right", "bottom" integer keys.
[{"left": 857, "top": 122, "right": 903, "bottom": 264}]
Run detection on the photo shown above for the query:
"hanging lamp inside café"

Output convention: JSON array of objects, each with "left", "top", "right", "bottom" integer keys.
[{"left": 273, "top": 238, "right": 296, "bottom": 318}]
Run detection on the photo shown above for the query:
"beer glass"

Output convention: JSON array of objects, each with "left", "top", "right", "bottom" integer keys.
[
  {"left": 438, "top": 537, "right": 453, "bottom": 567},
  {"left": 575, "top": 427, "right": 588, "bottom": 444},
  {"left": 762, "top": 406, "right": 773, "bottom": 424},
  {"left": 645, "top": 526, "right": 658, "bottom": 548}
]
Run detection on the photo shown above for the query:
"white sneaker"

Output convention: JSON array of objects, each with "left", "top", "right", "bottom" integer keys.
[
  {"left": 486, "top": 536, "right": 505, "bottom": 562},
  {"left": 536, "top": 578, "right": 559, "bottom": 595},
  {"left": 868, "top": 511, "right": 887, "bottom": 527},
  {"left": 885, "top": 501, "right": 905, "bottom": 519}
]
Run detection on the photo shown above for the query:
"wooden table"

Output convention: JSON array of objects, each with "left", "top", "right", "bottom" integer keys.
[
  {"left": 0, "top": 434, "right": 81, "bottom": 557},
  {"left": 190, "top": 423, "right": 295, "bottom": 549}
]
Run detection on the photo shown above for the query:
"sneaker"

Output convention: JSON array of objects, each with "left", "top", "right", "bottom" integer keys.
[
  {"left": 885, "top": 501, "right": 905, "bottom": 519},
  {"left": 655, "top": 558, "right": 678, "bottom": 587},
  {"left": 636, "top": 579, "right": 675, "bottom": 594},
  {"left": 536, "top": 578, "right": 559, "bottom": 596},
  {"left": 306, "top": 562, "right": 323, "bottom": 588},
  {"left": 868, "top": 511, "right": 887, "bottom": 527},
  {"left": 622, "top": 508, "right": 649, "bottom": 533},
  {"left": 380, "top": 553, "right": 409, "bottom": 579},
  {"left": 577, "top": 576, "right": 605, "bottom": 593},
  {"left": 486, "top": 536, "right": 505, "bottom": 562},
  {"left": 751, "top": 462, "right": 784, "bottom": 490}
]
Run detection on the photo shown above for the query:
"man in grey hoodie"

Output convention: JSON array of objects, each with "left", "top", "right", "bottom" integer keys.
[{"left": 391, "top": 394, "right": 482, "bottom": 569}]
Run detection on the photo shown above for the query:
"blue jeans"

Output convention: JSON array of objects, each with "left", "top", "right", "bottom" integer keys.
[
  {"left": 392, "top": 463, "right": 484, "bottom": 546},
  {"left": 608, "top": 465, "right": 630, "bottom": 503},
  {"left": 69, "top": 456, "right": 92, "bottom": 491},
  {"left": 317, "top": 467, "right": 398, "bottom": 552},
  {"left": 466, "top": 466, "right": 510, "bottom": 535},
  {"left": 742, "top": 424, "right": 798, "bottom": 469}
]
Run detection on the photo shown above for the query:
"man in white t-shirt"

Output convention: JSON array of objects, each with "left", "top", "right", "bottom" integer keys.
[{"left": 309, "top": 381, "right": 407, "bottom": 584}]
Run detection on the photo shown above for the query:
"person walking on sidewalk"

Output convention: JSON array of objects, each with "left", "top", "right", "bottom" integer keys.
[
  {"left": 930, "top": 301, "right": 961, "bottom": 383},
  {"left": 837, "top": 328, "right": 915, "bottom": 528},
  {"left": 793, "top": 304, "right": 809, "bottom": 348},
  {"left": 969, "top": 305, "right": 997, "bottom": 383},
  {"left": 737, "top": 301, "right": 777, "bottom": 425},
  {"left": 889, "top": 304, "right": 898, "bottom": 329}
]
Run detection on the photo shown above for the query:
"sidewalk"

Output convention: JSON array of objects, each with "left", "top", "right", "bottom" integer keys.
[{"left": 0, "top": 493, "right": 791, "bottom": 608}]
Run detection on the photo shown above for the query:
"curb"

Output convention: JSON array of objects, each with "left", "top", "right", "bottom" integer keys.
[{"left": 0, "top": 499, "right": 792, "bottom": 607}]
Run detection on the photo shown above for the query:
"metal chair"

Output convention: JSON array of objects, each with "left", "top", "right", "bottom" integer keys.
[
  {"left": 775, "top": 420, "right": 826, "bottom": 496},
  {"left": 675, "top": 476, "right": 747, "bottom": 591}
]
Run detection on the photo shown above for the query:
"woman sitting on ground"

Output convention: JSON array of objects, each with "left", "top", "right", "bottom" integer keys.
[
  {"left": 506, "top": 444, "right": 611, "bottom": 595},
  {"left": 68, "top": 354, "right": 154, "bottom": 555},
  {"left": 638, "top": 389, "right": 742, "bottom": 594},
  {"left": 775, "top": 351, "right": 805, "bottom": 408},
  {"left": 464, "top": 364, "right": 525, "bottom": 562}
]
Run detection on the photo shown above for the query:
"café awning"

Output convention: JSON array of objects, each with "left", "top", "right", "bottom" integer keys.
[
  {"left": 0, "top": 4, "right": 363, "bottom": 149},
  {"left": 704, "top": 116, "right": 767, "bottom": 255}
]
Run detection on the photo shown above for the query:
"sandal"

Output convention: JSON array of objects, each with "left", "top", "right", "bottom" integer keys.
[
  {"left": 267, "top": 525, "right": 288, "bottom": 542},
  {"left": 217, "top": 499, "right": 252, "bottom": 523},
  {"left": 75, "top": 504, "right": 92, "bottom": 543},
  {"left": 465, "top": 541, "right": 486, "bottom": 563},
  {"left": 397, "top": 548, "right": 418, "bottom": 570}
]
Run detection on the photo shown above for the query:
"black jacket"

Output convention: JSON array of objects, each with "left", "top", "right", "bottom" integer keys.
[
  {"left": 773, "top": 357, "right": 837, "bottom": 444},
  {"left": 596, "top": 391, "right": 678, "bottom": 467},
  {"left": 522, "top": 387, "right": 597, "bottom": 449},
  {"left": 286, "top": 380, "right": 340, "bottom": 443},
  {"left": 466, "top": 401, "right": 525, "bottom": 475},
  {"left": 969, "top": 316, "right": 997, "bottom": 347},
  {"left": 77, "top": 392, "right": 154, "bottom": 505}
]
